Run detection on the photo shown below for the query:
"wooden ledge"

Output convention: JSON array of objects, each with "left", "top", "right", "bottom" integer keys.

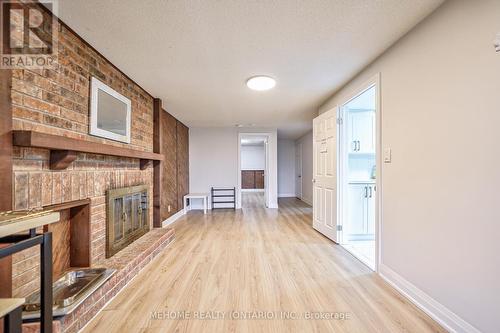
[
  {"left": 44, "top": 199, "right": 91, "bottom": 212},
  {"left": 0, "top": 298, "right": 25, "bottom": 318},
  {"left": 0, "top": 210, "right": 60, "bottom": 238},
  {"left": 13, "top": 130, "right": 163, "bottom": 170}
]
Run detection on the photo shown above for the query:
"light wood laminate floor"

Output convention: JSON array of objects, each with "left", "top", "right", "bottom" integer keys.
[
  {"left": 83, "top": 198, "right": 444, "bottom": 333},
  {"left": 241, "top": 191, "right": 265, "bottom": 208}
]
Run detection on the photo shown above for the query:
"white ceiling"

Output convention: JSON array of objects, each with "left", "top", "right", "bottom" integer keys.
[{"left": 56, "top": 0, "right": 443, "bottom": 139}]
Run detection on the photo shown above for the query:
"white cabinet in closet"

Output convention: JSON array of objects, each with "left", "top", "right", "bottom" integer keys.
[
  {"left": 347, "top": 110, "right": 375, "bottom": 154},
  {"left": 347, "top": 183, "right": 375, "bottom": 240}
]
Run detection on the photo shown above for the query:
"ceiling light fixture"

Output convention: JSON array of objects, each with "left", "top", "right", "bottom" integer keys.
[{"left": 246, "top": 75, "right": 276, "bottom": 91}]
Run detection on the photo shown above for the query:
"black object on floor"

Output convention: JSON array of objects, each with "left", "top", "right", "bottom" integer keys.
[{"left": 211, "top": 187, "right": 236, "bottom": 209}]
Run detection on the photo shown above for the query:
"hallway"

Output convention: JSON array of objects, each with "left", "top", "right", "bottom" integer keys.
[{"left": 241, "top": 191, "right": 265, "bottom": 208}]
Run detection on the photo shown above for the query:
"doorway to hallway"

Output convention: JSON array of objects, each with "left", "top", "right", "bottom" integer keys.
[{"left": 239, "top": 135, "right": 267, "bottom": 208}]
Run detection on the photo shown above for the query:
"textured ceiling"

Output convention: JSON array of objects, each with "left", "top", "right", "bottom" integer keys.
[{"left": 56, "top": 0, "right": 444, "bottom": 139}]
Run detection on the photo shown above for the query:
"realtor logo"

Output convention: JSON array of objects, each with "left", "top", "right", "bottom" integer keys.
[{"left": 0, "top": 0, "right": 58, "bottom": 69}]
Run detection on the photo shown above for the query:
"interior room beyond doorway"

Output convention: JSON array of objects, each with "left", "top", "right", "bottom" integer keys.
[
  {"left": 340, "top": 84, "right": 377, "bottom": 270},
  {"left": 240, "top": 136, "right": 267, "bottom": 208}
]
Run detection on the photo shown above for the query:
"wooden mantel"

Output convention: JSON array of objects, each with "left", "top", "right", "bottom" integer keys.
[{"left": 13, "top": 130, "right": 163, "bottom": 170}]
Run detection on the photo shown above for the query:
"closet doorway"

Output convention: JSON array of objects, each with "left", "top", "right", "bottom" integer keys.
[
  {"left": 239, "top": 135, "right": 268, "bottom": 208},
  {"left": 338, "top": 77, "right": 380, "bottom": 271}
]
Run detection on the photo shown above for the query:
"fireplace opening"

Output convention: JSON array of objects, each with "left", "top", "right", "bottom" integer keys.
[{"left": 106, "top": 185, "right": 150, "bottom": 258}]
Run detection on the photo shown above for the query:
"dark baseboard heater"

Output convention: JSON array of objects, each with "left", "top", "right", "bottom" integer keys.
[{"left": 211, "top": 187, "right": 236, "bottom": 210}]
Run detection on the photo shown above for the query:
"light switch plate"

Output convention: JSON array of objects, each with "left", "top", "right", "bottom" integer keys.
[{"left": 384, "top": 148, "right": 392, "bottom": 163}]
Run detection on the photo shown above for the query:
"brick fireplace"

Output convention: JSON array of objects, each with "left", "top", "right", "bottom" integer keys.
[
  {"left": 6, "top": 0, "right": 158, "bottom": 297},
  {"left": 0, "top": 1, "right": 187, "bottom": 332},
  {"left": 11, "top": 150, "right": 154, "bottom": 298}
]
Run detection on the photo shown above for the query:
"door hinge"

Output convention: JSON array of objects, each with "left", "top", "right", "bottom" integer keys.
[
  {"left": 336, "top": 118, "right": 343, "bottom": 125},
  {"left": 336, "top": 225, "right": 343, "bottom": 231}
]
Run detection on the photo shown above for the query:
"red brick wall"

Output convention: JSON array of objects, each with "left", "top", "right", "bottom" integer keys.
[{"left": 10, "top": 6, "right": 154, "bottom": 297}]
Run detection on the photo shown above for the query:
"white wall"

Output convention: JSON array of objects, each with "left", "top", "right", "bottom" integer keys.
[
  {"left": 277, "top": 140, "right": 295, "bottom": 197},
  {"left": 319, "top": 1, "right": 499, "bottom": 332},
  {"left": 296, "top": 131, "right": 313, "bottom": 205},
  {"left": 241, "top": 145, "right": 265, "bottom": 170},
  {"left": 189, "top": 127, "right": 279, "bottom": 209},
  {"left": 189, "top": 127, "right": 238, "bottom": 193}
]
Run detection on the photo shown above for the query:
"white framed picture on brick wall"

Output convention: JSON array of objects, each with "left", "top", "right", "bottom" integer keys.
[{"left": 90, "top": 77, "right": 132, "bottom": 144}]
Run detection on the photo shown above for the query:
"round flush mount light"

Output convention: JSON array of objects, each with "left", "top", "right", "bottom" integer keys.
[{"left": 246, "top": 75, "right": 276, "bottom": 91}]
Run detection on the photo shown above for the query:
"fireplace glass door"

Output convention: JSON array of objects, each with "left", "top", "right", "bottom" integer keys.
[{"left": 107, "top": 185, "right": 149, "bottom": 257}]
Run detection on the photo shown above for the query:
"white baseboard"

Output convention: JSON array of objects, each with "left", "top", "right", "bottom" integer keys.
[
  {"left": 161, "top": 207, "right": 187, "bottom": 228},
  {"left": 278, "top": 193, "right": 296, "bottom": 198},
  {"left": 300, "top": 197, "right": 312, "bottom": 206},
  {"left": 379, "top": 264, "right": 480, "bottom": 333}
]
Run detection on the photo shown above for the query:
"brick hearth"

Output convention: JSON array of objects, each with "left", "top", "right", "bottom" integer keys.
[{"left": 22, "top": 228, "right": 175, "bottom": 333}]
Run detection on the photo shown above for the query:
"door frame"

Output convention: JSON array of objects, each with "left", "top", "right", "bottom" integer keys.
[
  {"left": 337, "top": 73, "right": 382, "bottom": 272},
  {"left": 237, "top": 132, "right": 272, "bottom": 208},
  {"left": 295, "top": 142, "right": 303, "bottom": 199}
]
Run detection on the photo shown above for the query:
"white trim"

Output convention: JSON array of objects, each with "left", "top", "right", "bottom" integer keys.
[
  {"left": 90, "top": 77, "right": 132, "bottom": 144},
  {"left": 241, "top": 189, "right": 265, "bottom": 193},
  {"left": 337, "top": 73, "right": 381, "bottom": 273},
  {"left": 278, "top": 193, "right": 296, "bottom": 198},
  {"left": 238, "top": 132, "right": 277, "bottom": 209},
  {"left": 341, "top": 242, "right": 375, "bottom": 271},
  {"left": 300, "top": 197, "right": 312, "bottom": 206},
  {"left": 295, "top": 141, "right": 303, "bottom": 199},
  {"left": 374, "top": 73, "right": 382, "bottom": 274},
  {"left": 379, "top": 264, "right": 480, "bottom": 333},
  {"left": 161, "top": 208, "right": 187, "bottom": 228},
  {"left": 337, "top": 105, "right": 344, "bottom": 245}
]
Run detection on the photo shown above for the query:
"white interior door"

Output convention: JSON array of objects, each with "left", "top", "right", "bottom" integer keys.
[
  {"left": 295, "top": 143, "right": 302, "bottom": 199},
  {"left": 313, "top": 109, "right": 338, "bottom": 242}
]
